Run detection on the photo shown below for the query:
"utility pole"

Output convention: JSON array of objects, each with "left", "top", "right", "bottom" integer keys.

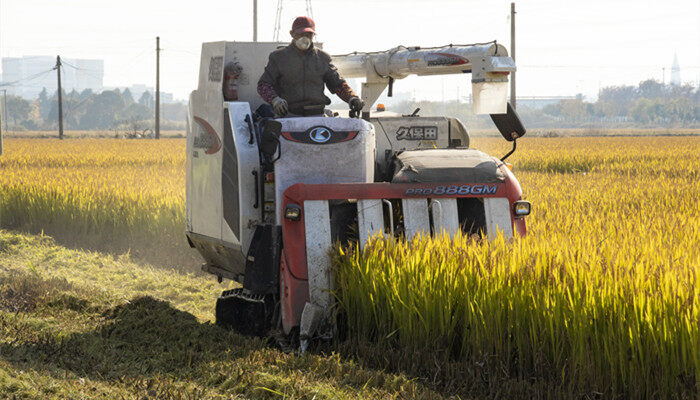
[
  {"left": 510, "top": 2, "right": 516, "bottom": 110},
  {"left": 55, "top": 56, "right": 64, "bottom": 139},
  {"left": 155, "top": 36, "right": 160, "bottom": 139},
  {"left": 0, "top": 89, "right": 6, "bottom": 153},
  {"left": 1, "top": 89, "right": 7, "bottom": 133},
  {"left": 253, "top": 0, "right": 258, "bottom": 41}
]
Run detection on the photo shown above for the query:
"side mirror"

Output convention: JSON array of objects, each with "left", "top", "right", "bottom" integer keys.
[
  {"left": 260, "top": 120, "right": 282, "bottom": 156},
  {"left": 490, "top": 102, "right": 526, "bottom": 142}
]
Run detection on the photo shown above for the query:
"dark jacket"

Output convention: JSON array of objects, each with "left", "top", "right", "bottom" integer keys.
[{"left": 258, "top": 44, "right": 346, "bottom": 115}]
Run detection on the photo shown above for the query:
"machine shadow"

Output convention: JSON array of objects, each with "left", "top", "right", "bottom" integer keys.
[
  {"left": 0, "top": 296, "right": 260, "bottom": 382},
  {"left": 0, "top": 296, "right": 457, "bottom": 397}
]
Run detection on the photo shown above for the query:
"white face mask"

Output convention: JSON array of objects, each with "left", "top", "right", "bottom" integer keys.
[{"left": 294, "top": 36, "right": 312, "bottom": 51}]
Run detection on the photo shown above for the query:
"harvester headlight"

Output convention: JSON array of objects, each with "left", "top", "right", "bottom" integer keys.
[
  {"left": 284, "top": 204, "right": 302, "bottom": 221},
  {"left": 513, "top": 200, "right": 531, "bottom": 217}
]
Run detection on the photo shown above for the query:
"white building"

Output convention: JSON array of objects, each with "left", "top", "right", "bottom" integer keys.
[
  {"left": 670, "top": 53, "right": 681, "bottom": 86},
  {"left": 1, "top": 56, "right": 104, "bottom": 99}
]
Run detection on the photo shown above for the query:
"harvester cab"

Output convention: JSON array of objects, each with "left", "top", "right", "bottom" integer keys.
[{"left": 186, "top": 41, "right": 530, "bottom": 348}]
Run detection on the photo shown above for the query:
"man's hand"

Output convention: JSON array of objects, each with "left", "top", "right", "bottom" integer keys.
[
  {"left": 272, "top": 97, "right": 288, "bottom": 116},
  {"left": 349, "top": 97, "right": 364, "bottom": 113}
]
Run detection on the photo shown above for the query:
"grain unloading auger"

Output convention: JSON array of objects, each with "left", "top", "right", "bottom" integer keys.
[{"left": 186, "top": 41, "right": 530, "bottom": 349}]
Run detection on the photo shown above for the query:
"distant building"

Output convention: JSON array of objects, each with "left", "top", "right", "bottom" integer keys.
[
  {"left": 670, "top": 53, "right": 681, "bottom": 86},
  {"left": 1, "top": 56, "right": 104, "bottom": 99}
]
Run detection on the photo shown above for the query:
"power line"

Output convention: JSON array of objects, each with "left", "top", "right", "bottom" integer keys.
[
  {"left": 60, "top": 60, "right": 104, "bottom": 82},
  {"left": 161, "top": 48, "right": 199, "bottom": 57},
  {"left": 0, "top": 68, "right": 54, "bottom": 87},
  {"left": 98, "top": 45, "right": 155, "bottom": 82},
  {"left": 60, "top": 60, "right": 79, "bottom": 70},
  {"left": 61, "top": 62, "right": 103, "bottom": 76},
  {"left": 64, "top": 96, "right": 92, "bottom": 117},
  {"left": 159, "top": 39, "right": 200, "bottom": 56}
]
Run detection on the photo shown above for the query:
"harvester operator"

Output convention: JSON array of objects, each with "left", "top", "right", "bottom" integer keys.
[{"left": 257, "top": 16, "right": 364, "bottom": 117}]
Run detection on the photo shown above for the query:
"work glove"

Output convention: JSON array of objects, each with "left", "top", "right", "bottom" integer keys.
[
  {"left": 349, "top": 97, "right": 364, "bottom": 113},
  {"left": 272, "top": 97, "right": 288, "bottom": 117}
]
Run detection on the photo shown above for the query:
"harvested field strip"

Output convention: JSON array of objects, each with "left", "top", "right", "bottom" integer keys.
[{"left": 0, "top": 231, "right": 436, "bottom": 399}]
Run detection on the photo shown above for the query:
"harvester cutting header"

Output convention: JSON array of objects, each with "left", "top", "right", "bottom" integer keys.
[{"left": 186, "top": 16, "right": 530, "bottom": 349}]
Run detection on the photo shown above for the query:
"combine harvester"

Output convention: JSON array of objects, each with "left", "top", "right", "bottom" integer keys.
[{"left": 186, "top": 40, "right": 530, "bottom": 348}]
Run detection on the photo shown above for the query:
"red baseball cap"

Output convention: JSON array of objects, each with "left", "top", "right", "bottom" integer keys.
[{"left": 291, "top": 16, "right": 315, "bottom": 35}]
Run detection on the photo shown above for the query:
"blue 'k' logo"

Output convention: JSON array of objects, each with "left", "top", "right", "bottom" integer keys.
[{"left": 309, "top": 127, "right": 332, "bottom": 143}]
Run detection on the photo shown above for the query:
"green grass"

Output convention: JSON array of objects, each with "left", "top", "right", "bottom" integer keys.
[{"left": 0, "top": 230, "right": 446, "bottom": 399}]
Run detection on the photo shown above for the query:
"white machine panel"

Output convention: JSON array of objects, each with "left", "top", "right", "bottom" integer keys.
[
  {"left": 187, "top": 86, "right": 225, "bottom": 239},
  {"left": 223, "top": 41, "right": 287, "bottom": 112},
  {"left": 274, "top": 117, "right": 375, "bottom": 222},
  {"left": 303, "top": 200, "right": 333, "bottom": 310},
  {"left": 221, "top": 102, "right": 261, "bottom": 254},
  {"left": 484, "top": 197, "right": 514, "bottom": 240},
  {"left": 402, "top": 198, "right": 430, "bottom": 240},
  {"left": 431, "top": 198, "right": 460, "bottom": 236},
  {"left": 357, "top": 199, "right": 385, "bottom": 249},
  {"left": 187, "top": 41, "right": 285, "bottom": 247}
]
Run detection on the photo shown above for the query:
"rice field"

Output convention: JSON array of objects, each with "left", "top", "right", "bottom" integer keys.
[
  {"left": 0, "top": 136, "right": 698, "bottom": 397},
  {"left": 0, "top": 139, "right": 183, "bottom": 236},
  {"left": 0, "top": 139, "right": 193, "bottom": 267},
  {"left": 334, "top": 136, "right": 698, "bottom": 398}
]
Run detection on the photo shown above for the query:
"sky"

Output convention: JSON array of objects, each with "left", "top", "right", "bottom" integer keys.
[{"left": 1, "top": 0, "right": 699, "bottom": 101}]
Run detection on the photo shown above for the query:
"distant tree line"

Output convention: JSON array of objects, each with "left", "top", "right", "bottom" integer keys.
[
  {"left": 3, "top": 79, "right": 698, "bottom": 132},
  {"left": 393, "top": 80, "right": 700, "bottom": 129},
  {"left": 2, "top": 88, "right": 187, "bottom": 131}
]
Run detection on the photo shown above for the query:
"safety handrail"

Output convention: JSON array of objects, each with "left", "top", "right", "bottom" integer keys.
[{"left": 382, "top": 199, "right": 394, "bottom": 237}]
